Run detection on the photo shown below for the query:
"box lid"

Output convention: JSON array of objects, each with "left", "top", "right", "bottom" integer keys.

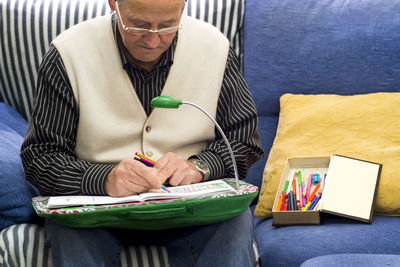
[{"left": 320, "top": 154, "right": 382, "bottom": 223}]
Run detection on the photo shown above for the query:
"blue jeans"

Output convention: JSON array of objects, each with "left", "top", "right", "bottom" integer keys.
[{"left": 45, "top": 208, "right": 254, "bottom": 267}]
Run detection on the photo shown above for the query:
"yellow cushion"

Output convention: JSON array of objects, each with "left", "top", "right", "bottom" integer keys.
[{"left": 254, "top": 93, "right": 400, "bottom": 218}]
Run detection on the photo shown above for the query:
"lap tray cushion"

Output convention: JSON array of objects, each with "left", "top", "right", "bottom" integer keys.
[
  {"left": 0, "top": 103, "right": 39, "bottom": 230},
  {"left": 33, "top": 179, "right": 258, "bottom": 230}
]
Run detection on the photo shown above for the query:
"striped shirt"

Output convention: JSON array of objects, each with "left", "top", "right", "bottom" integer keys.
[{"left": 21, "top": 16, "right": 264, "bottom": 196}]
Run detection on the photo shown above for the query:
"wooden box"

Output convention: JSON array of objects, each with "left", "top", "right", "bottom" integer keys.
[{"left": 272, "top": 155, "right": 382, "bottom": 226}]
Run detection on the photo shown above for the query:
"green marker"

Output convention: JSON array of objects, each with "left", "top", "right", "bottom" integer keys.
[
  {"left": 283, "top": 180, "right": 290, "bottom": 194},
  {"left": 298, "top": 170, "right": 302, "bottom": 185}
]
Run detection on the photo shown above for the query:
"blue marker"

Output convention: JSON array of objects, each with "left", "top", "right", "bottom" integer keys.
[{"left": 161, "top": 185, "right": 170, "bottom": 192}]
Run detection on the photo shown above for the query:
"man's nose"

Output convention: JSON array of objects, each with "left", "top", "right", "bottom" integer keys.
[{"left": 143, "top": 32, "right": 161, "bottom": 48}]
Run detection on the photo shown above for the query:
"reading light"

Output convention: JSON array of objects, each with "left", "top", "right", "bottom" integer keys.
[{"left": 151, "top": 96, "right": 240, "bottom": 192}]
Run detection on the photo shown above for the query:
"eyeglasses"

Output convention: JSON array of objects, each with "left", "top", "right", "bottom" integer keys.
[{"left": 115, "top": 1, "right": 182, "bottom": 35}]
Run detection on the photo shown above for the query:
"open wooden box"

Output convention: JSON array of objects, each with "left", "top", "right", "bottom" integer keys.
[{"left": 272, "top": 155, "right": 382, "bottom": 226}]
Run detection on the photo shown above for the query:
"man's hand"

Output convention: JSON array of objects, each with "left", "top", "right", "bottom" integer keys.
[
  {"left": 105, "top": 158, "right": 164, "bottom": 197},
  {"left": 154, "top": 152, "right": 203, "bottom": 186},
  {"left": 105, "top": 152, "right": 204, "bottom": 197}
]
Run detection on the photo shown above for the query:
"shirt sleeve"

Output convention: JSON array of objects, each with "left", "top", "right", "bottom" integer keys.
[
  {"left": 191, "top": 47, "right": 265, "bottom": 180},
  {"left": 20, "top": 46, "right": 113, "bottom": 196}
]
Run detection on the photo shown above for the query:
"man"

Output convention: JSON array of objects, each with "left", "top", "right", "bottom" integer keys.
[{"left": 21, "top": 0, "right": 264, "bottom": 266}]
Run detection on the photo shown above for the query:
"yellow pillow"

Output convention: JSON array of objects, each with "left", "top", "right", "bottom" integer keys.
[{"left": 254, "top": 93, "right": 400, "bottom": 218}]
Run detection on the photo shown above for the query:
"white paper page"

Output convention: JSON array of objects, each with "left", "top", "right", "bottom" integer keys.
[
  {"left": 47, "top": 180, "right": 236, "bottom": 208},
  {"left": 321, "top": 155, "right": 380, "bottom": 220},
  {"left": 47, "top": 195, "right": 142, "bottom": 208},
  {"left": 140, "top": 180, "right": 237, "bottom": 201}
]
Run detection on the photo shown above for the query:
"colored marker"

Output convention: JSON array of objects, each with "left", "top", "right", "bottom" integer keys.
[
  {"left": 292, "top": 178, "right": 298, "bottom": 210},
  {"left": 306, "top": 173, "right": 313, "bottom": 199},
  {"left": 161, "top": 185, "right": 169, "bottom": 192},
  {"left": 323, "top": 173, "right": 327, "bottom": 189},
  {"left": 298, "top": 171, "right": 303, "bottom": 208},
  {"left": 134, "top": 155, "right": 155, "bottom": 167},
  {"left": 279, "top": 180, "right": 289, "bottom": 211},
  {"left": 283, "top": 180, "right": 290, "bottom": 194},
  {"left": 306, "top": 184, "right": 320, "bottom": 203},
  {"left": 309, "top": 195, "right": 321, "bottom": 210},
  {"left": 134, "top": 155, "right": 169, "bottom": 192},
  {"left": 287, "top": 192, "right": 293, "bottom": 210},
  {"left": 277, "top": 195, "right": 283, "bottom": 211},
  {"left": 280, "top": 192, "right": 287, "bottom": 211},
  {"left": 135, "top": 152, "right": 156, "bottom": 163},
  {"left": 302, "top": 201, "right": 311, "bottom": 211}
]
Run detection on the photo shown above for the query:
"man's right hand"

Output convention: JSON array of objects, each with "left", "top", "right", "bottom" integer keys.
[{"left": 105, "top": 158, "right": 165, "bottom": 197}]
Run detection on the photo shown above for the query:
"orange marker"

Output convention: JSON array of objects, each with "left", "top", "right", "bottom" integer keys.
[
  {"left": 306, "top": 183, "right": 320, "bottom": 203},
  {"left": 277, "top": 195, "right": 283, "bottom": 211}
]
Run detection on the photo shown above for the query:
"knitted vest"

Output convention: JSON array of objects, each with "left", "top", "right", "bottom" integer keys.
[{"left": 52, "top": 14, "right": 229, "bottom": 163}]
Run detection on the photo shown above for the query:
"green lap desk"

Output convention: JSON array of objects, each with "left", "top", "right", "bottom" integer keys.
[{"left": 32, "top": 179, "right": 258, "bottom": 230}]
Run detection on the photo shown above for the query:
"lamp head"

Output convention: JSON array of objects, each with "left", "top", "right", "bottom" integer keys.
[{"left": 151, "top": 96, "right": 182, "bottom": 109}]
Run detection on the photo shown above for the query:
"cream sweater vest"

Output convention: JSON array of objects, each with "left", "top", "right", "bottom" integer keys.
[{"left": 52, "top": 14, "right": 229, "bottom": 163}]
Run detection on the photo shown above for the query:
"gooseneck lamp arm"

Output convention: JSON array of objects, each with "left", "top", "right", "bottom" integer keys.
[{"left": 151, "top": 96, "right": 240, "bottom": 192}]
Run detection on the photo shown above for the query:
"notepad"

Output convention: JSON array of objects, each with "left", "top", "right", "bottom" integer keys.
[{"left": 46, "top": 180, "right": 237, "bottom": 208}]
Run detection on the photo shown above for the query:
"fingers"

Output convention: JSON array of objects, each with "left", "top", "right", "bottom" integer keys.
[
  {"left": 104, "top": 153, "right": 205, "bottom": 197},
  {"left": 155, "top": 152, "right": 203, "bottom": 186},
  {"left": 105, "top": 158, "right": 162, "bottom": 197}
]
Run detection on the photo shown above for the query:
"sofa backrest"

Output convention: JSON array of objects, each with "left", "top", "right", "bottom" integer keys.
[
  {"left": 0, "top": 0, "right": 244, "bottom": 120},
  {"left": 244, "top": 0, "right": 400, "bottom": 187}
]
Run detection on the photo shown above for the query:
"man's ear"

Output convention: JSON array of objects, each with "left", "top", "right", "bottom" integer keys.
[{"left": 108, "top": 0, "right": 116, "bottom": 11}]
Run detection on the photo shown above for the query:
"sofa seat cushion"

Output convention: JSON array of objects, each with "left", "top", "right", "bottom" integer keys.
[
  {"left": 0, "top": 103, "right": 39, "bottom": 230},
  {"left": 0, "top": 223, "right": 170, "bottom": 267},
  {"left": 254, "top": 215, "right": 400, "bottom": 267},
  {"left": 300, "top": 254, "right": 400, "bottom": 267}
]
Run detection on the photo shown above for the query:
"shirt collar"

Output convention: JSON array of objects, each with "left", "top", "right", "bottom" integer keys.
[{"left": 112, "top": 14, "right": 176, "bottom": 72}]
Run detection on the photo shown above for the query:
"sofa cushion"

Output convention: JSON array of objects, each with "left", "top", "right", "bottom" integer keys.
[
  {"left": 254, "top": 215, "right": 400, "bottom": 267},
  {"left": 243, "top": 0, "right": 400, "bottom": 189},
  {"left": 255, "top": 93, "right": 400, "bottom": 218},
  {"left": 300, "top": 254, "right": 400, "bottom": 267},
  {"left": 0, "top": 0, "right": 244, "bottom": 120},
  {"left": 0, "top": 103, "right": 39, "bottom": 230}
]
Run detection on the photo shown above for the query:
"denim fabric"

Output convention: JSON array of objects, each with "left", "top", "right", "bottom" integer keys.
[
  {"left": 254, "top": 215, "right": 400, "bottom": 267},
  {"left": 0, "top": 103, "right": 39, "bottom": 230},
  {"left": 243, "top": 0, "right": 400, "bottom": 189},
  {"left": 45, "top": 208, "right": 254, "bottom": 267},
  {"left": 300, "top": 254, "right": 400, "bottom": 267}
]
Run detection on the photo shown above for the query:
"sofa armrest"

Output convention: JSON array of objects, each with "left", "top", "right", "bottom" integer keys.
[{"left": 0, "top": 103, "right": 39, "bottom": 230}]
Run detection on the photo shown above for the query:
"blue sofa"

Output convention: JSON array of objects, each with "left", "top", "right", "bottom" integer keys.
[
  {"left": 244, "top": 0, "right": 400, "bottom": 266},
  {"left": 1, "top": 0, "right": 400, "bottom": 266}
]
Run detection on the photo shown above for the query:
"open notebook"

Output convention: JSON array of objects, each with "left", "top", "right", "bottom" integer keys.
[{"left": 46, "top": 179, "right": 237, "bottom": 208}]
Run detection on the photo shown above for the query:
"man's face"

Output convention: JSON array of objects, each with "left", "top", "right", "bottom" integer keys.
[{"left": 114, "top": 0, "right": 184, "bottom": 70}]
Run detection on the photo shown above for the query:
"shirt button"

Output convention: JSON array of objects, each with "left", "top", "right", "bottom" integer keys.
[
  {"left": 146, "top": 151, "right": 153, "bottom": 157},
  {"left": 146, "top": 126, "right": 151, "bottom": 132}
]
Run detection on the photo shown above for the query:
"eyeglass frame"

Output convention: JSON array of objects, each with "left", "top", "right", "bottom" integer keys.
[{"left": 115, "top": 1, "right": 183, "bottom": 36}]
